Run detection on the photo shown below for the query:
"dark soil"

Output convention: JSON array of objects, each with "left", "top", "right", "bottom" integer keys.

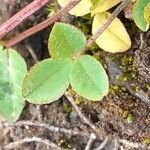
[{"left": 0, "top": 0, "right": 149, "bottom": 150}]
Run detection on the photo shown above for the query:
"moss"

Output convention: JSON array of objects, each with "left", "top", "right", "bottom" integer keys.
[
  {"left": 75, "top": 97, "right": 83, "bottom": 105},
  {"left": 63, "top": 103, "right": 72, "bottom": 113},
  {"left": 73, "top": 14, "right": 92, "bottom": 36},
  {"left": 119, "top": 108, "right": 134, "bottom": 122},
  {"left": 47, "top": 2, "right": 57, "bottom": 16},
  {"left": 58, "top": 139, "right": 72, "bottom": 149},
  {"left": 126, "top": 113, "right": 134, "bottom": 123},
  {"left": 146, "top": 84, "right": 150, "bottom": 90},
  {"left": 118, "top": 55, "right": 138, "bottom": 82},
  {"left": 109, "top": 54, "right": 138, "bottom": 86},
  {"left": 122, "top": 110, "right": 129, "bottom": 118},
  {"left": 143, "top": 138, "right": 150, "bottom": 144},
  {"left": 130, "top": 85, "right": 140, "bottom": 92},
  {"left": 109, "top": 84, "right": 127, "bottom": 94}
]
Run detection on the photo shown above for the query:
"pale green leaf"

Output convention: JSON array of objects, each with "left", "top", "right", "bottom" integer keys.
[
  {"left": 70, "top": 55, "right": 109, "bottom": 101},
  {"left": 91, "top": 0, "right": 99, "bottom": 7},
  {"left": 133, "top": 0, "right": 150, "bottom": 31},
  {"left": 23, "top": 58, "right": 72, "bottom": 104},
  {"left": 57, "top": 0, "right": 92, "bottom": 16},
  {"left": 92, "top": 0, "right": 121, "bottom": 15},
  {"left": 92, "top": 13, "right": 131, "bottom": 53},
  {"left": 0, "top": 46, "right": 27, "bottom": 122},
  {"left": 48, "top": 22, "right": 86, "bottom": 59}
]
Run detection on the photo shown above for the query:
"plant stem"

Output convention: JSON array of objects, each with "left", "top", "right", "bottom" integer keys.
[
  {"left": 65, "top": 92, "right": 104, "bottom": 139},
  {"left": 3, "top": 137, "right": 64, "bottom": 150},
  {"left": 0, "top": 0, "right": 49, "bottom": 39},
  {"left": 4, "top": 0, "right": 80, "bottom": 48},
  {"left": 1, "top": 120, "right": 89, "bottom": 137},
  {"left": 84, "top": 133, "right": 96, "bottom": 150},
  {"left": 65, "top": 92, "right": 96, "bottom": 130},
  {"left": 86, "top": 0, "right": 131, "bottom": 47},
  {"left": 93, "top": 137, "right": 108, "bottom": 150}
]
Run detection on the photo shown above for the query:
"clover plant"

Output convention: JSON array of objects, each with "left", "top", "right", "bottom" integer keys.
[
  {"left": 22, "top": 22, "right": 109, "bottom": 104},
  {"left": 0, "top": 0, "right": 149, "bottom": 122},
  {"left": 0, "top": 22, "right": 109, "bottom": 122}
]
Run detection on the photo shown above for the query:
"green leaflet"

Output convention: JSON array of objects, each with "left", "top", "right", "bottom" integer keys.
[
  {"left": 70, "top": 55, "right": 109, "bottom": 101},
  {"left": 0, "top": 46, "right": 27, "bottom": 122},
  {"left": 48, "top": 22, "right": 86, "bottom": 59},
  {"left": 23, "top": 58, "right": 72, "bottom": 104},
  {"left": 133, "top": 0, "right": 150, "bottom": 31}
]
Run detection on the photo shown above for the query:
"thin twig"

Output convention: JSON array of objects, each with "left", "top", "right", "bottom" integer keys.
[
  {"left": 2, "top": 137, "right": 64, "bottom": 150},
  {"left": 0, "top": 120, "right": 89, "bottom": 137},
  {"left": 94, "top": 137, "right": 109, "bottom": 150},
  {"left": 119, "top": 139, "right": 150, "bottom": 149},
  {"left": 65, "top": 92, "right": 96, "bottom": 131},
  {"left": 86, "top": 0, "right": 131, "bottom": 47},
  {"left": 139, "top": 32, "right": 144, "bottom": 49},
  {"left": 4, "top": 0, "right": 81, "bottom": 48},
  {"left": 114, "top": 138, "right": 119, "bottom": 150},
  {"left": 0, "top": 0, "right": 49, "bottom": 39},
  {"left": 35, "top": 105, "right": 43, "bottom": 121},
  {"left": 65, "top": 92, "right": 102, "bottom": 139},
  {"left": 84, "top": 133, "right": 96, "bottom": 150},
  {"left": 34, "top": 105, "right": 43, "bottom": 150},
  {"left": 25, "top": 45, "right": 39, "bottom": 63},
  {"left": 2, "top": 121, "right": 149, "bottom": 149}
]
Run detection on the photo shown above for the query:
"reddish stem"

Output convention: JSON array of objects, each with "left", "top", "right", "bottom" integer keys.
[
  {"left": 0, "top": 0, "right": 49, "bottom": 39},
  {"left": 86, "top": 0, "right": 130, "bottom": 47},
  {"left": 5, "top": 0, "right": 80, "bottom": 48}
]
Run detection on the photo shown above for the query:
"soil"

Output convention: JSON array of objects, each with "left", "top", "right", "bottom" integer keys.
[{"left": 0, "top": 0, "right": 149, "bottom": 150}]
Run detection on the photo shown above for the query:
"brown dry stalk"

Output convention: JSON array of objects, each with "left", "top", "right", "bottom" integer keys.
[
  {"left": 0, "top": 0, "right": 49, "bottom": 39},
  {"left": 86, "top": 0, "right": 131, "bottom": 47},
  {"left": 4, "top": 0, "right": 80, "bottom": 48}
]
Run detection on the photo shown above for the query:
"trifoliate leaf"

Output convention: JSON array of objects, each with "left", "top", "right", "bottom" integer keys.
[{"left": 92, "top": 13, "right": 131, "bottom": 53}]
